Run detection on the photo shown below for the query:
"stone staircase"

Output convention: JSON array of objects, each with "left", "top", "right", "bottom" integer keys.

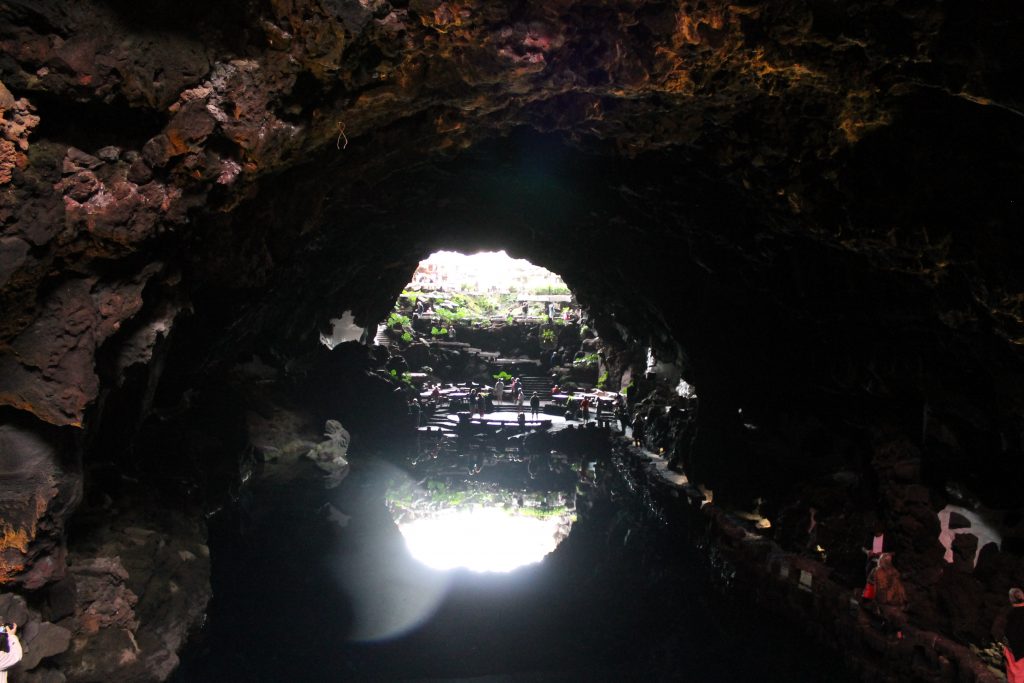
[
  {"left": 372, "top": 323, "right": 391, "bottom": 347},
  {"left": 517, "top": 375, "right": 552, "bottom": 397}
]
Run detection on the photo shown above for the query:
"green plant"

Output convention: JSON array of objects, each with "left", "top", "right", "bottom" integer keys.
[
  {"left": 531, "top": 284, "right": 571, "bottom": 295},
  {"left": 597, "top": 371, "right": 608, "bottom": 389},
  {"left": 541, "top": 328, "right": 557, "bottom": 345},
  {"left": 430, "top": 326, "right": 448, "bottom": 337},
  {"left": 389, "top": 369, "right": 414, "bottom": 387},
  {"left": 573, "top": 353, "right": 599, "bottom": 368},
  {"left": 493, "top": 371, "right": 513, "bottom": 382},
  {"left": 435, "top": 307, "right": 459, "bottom": 323},
  {"left": 388, "top": 312, "right": 409, "bottom": 328},
  {"left": 400, "top": 331, "right": 413, "bottom": 343},
  {"left": 518, "top": 505, "right": 570, "bottom": 519}
]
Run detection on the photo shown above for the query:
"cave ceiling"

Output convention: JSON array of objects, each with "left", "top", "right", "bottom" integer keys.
[{"left": 0, "top": 0, "right": 1022, "bottom": 443}]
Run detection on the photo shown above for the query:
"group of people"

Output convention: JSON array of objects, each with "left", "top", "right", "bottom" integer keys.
[{"left": 494, "top": 377, "right": 532, "bottom": 411}]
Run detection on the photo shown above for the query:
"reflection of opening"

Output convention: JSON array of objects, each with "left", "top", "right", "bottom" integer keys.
[
  {"left": 397, "top": 506, "right": 569, "bottom": 573},
  {"left": 387, "top": 471, "right": 576, "bottom": 574}
]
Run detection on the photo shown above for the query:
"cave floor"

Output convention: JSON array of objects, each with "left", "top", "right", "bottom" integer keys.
[{"left": 170, "top": 426, "right": 850, "bottom": 683}]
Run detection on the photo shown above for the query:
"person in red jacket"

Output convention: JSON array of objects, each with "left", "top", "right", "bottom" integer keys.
[{"left": 998, "top": 587, "right": 1024, "bottom": 683}]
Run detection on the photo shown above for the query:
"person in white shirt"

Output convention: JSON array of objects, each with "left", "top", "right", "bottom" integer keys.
[{"left": 0, "top": 622, "right": 23, "bottom": 683}]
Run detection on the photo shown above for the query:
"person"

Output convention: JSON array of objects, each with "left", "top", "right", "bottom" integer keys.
[
  {"left": 615, "top": 402, "right": 628, "bottom": 433},
  {"left": 631, "top": 413, "right": 645, "bottom": 448},
  {"left": 580, "top": 397, "right": 590, "bottom": 423},
  {"left": 804, "top": 507, "right": 819, "bottom": 555},
  {"left": 869, "top": 553, "right": 907, "bottom": 634},
  {"left": 863, "top": 524, "right": 888, "bottom": 576},
  {"left": 409, "top": 397, "right": 421, "bottom": 428},
  {"left": 476, "top": 393, "right": 486, "bottom": 417},
  {"left": 518, "top": 412, "right": 527, "bottom": 432},
  {"left": 494, "top": 378, "right": 504, "bottom": 404},
  {"left": 0, "top": 622, "right": 23, "bottom": 683},
  {"left": 997, "top": 587, "right": 1024, "bottom": 682},
  {"left": 530, "top": 392, "right": 540, "bottom": 419},
  {"left": 515, "top": 388, "right": 524, "bottom": 410}
]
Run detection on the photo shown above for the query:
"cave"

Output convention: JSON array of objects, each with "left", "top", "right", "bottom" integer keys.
[{"left": 2, "top": 0, "right": 1024, "bottom": 680}]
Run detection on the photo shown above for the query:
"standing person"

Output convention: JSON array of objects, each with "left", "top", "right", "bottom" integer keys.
[
  {"left": 409, "top": 397, "right": 422, "bottom": 428},
  {"left": 515, "top": 388, "right": 524, "bottom": 410},
  {"left": 0, "top": 622, "right": 23, "bottom": 683},
  {"left": 615, "top": 402, "right": 628, "bottom": 433},
  {"left": 631, "top": 412, "right": 645, "bottom": 448},
  {"left": 530, "top": 392, "right": 540, "bottom": 419},
  {"left": 580, "top": 397, "right": 590, "bottom": 423},
  {"left": 863, "top": 524, "right": 888, "bottom": 577},
  {"left": 494, "top": 378, "right": 505, "bottom": 404},
  {"left": 997, "top": 587, "right": 1024, "bottom": 682},
  {"left": 870, "top": 553, "right": 908, "bottom": 634}
]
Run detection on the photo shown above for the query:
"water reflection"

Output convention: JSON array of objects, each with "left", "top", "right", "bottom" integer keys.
[
  {"left": 386, "top": 443, "right": 579, "bottom": 573},
  {"left": 399, "top": 507, "right": 568, "bottom": 572}
]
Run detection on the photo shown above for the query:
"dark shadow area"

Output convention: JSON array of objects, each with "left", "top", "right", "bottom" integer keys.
[{"left": 172, "top": 446, "right": 851, "bottom": 682}]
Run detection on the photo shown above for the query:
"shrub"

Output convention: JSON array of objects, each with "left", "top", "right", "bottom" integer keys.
[
  {"left": 493, "top": 371, "right": 513, "bottom": 382},
  {"left": 389, "top": 369, "right": 414, "bottom": 388},
  {"left": 400, "top": 331, "right": 413, "bottom": 343},
  {"left": 573, "top": 353, "right": 599, "bottom": 368}
]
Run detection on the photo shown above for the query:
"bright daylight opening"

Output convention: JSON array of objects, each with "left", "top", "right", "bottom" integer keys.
[{"left": 396, "top": 250, "right": 572, "bottom": 327}]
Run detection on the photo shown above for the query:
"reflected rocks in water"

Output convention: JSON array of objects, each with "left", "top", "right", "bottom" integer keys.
[{"left": 386, "top": 440, "right": 587, "bottom": 572}]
